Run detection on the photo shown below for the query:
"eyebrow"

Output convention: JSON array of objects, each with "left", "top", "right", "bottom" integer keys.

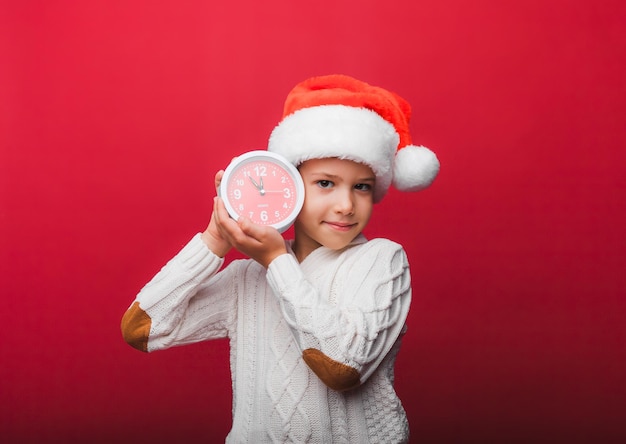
[
  {"left": 359, "top": 176, "right": 377, "bottom": 183},
  {"left": 310, "top": 172, "right": 376, "bottom": 182}
]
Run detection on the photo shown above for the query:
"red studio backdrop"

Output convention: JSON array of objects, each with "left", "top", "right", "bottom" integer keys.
[{"left": 1, "top": 1, "right": 625, "bottom": 442}]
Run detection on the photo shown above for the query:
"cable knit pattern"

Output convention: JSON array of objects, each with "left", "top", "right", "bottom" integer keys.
[
  {"left": 266, "top": 237, "right": 411, "bottom": 385},
  {"left": 267, "top": 315, "right": 312, "bottom": 443},
  {"left": 122, "top": 233, "right": 411, "bottom": 443}
]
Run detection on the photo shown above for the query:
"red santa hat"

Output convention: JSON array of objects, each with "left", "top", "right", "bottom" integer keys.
[{"left": 268, "top": 74, "right": 440, "bottom": 202}]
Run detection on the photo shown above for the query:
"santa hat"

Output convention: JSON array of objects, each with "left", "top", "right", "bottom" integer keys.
[{"left": 268, "top": 74, "right": 440, "bottom": 202}]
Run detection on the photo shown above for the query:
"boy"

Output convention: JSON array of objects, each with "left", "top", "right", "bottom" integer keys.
[{"left": 121, "top": 74, "right": 439, "bottom": 443}]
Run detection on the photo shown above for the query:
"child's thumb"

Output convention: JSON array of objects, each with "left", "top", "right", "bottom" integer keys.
[{"left": 237, "top": 216, "right": 258, "bottom": 237}]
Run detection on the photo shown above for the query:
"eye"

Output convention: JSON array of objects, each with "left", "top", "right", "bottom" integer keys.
[
  {"left": 316, "top": 180, "right": 334, "bottom": 189},
  {"left": 354, "top": 183, "right": 372, "bottom": 192}
]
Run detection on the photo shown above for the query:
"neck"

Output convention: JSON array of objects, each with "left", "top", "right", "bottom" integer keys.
[{"left": 291, "top": 243, "right": 309, "bottom": 263}]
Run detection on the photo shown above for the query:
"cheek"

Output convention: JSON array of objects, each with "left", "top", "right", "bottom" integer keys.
[
  {"left": 357, "top": 197, "right": 374, "bottom": 220},
  {"left": 295, "top": 197, "right": 311, "bottom": 221},
  {"left": 299, "top": 187, "right": 323, "bottom": 215}
]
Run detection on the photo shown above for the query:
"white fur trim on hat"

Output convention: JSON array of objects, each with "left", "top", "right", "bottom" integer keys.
[{"left": 268, "top": 104, "right": 398, "bottom": 201}]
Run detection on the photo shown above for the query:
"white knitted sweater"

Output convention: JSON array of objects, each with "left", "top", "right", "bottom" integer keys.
[{"left": 123, "top": 233, "right": 412, "bottom": 443}]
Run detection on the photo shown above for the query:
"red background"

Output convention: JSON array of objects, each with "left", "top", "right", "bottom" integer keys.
[{"left": 1, "top": 1, "right": 625, "bottom": 442}]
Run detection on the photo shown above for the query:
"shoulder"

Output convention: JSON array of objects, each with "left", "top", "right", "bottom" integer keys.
[
  {"left": 336, "top": 238, "right": 411, "bottom": 308},
  {"left": 347, "top": 237, "right": 407, "bottom": 261},
  {"left": 338, "top": 237, "right": 409, "bottom": 279},
  {"left": 361, "top": 237, "right": 404, "bottom": 250}
]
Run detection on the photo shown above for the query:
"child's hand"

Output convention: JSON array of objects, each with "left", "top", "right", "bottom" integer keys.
[
  {"left": 201, "top": 170, "right": 232, "bottom": 257},
  {"left": 213, "top": 196, "right": 287, "bottom": 268}
]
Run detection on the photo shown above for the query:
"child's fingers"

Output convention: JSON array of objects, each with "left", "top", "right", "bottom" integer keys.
[
  {"left": 214, "top": 170, "right": 225, "bottom": 194},
  {"left": 214, "top": 198, "right": 285, "bottom": 266},
  {"left": 237, "top": 217, "right": 265, "bottom": 242},
  {"left": 239, "top": 217, "right": 281, "bottom": 244},
  {"left": 213, "top": 197, "right": 232, "bottom": 228},
  {"left": 214, "top": 197, "right": 246, "bottom": 241}
]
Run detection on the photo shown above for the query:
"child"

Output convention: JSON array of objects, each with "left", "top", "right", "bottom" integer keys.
[{"left": 121, "top": 74, "right": 439, "bottom": 443}]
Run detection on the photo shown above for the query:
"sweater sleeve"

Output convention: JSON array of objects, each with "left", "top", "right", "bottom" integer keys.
[
  {"left": 266, "top": 239, "right": 411, "bottom": 391},
  {"left": 121, "top": 233, "right": 237, "bottom": 352}
]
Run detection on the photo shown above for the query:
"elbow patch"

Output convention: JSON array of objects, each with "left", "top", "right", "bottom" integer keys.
[
  {"left": 120, "top": 301, "right": 151, "bottom": 352},
  {"left": 302, "top": 348, "right": 361, "bottom": 391}
]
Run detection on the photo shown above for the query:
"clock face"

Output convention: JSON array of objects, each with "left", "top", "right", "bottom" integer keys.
[{"left": 220, "top": 151, "right": 305, "bottom": 233}]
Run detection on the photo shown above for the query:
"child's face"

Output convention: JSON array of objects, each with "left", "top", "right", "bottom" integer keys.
[{"left": 294, "top": 157, "right": 375, "bottom": 258}]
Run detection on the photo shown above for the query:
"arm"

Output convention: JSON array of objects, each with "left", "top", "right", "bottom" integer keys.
[
  {"left": 266, "top": 239, "right": 411, "bottom": 391},
  {"left": 121, "top": 234, "right": 239, "bottom": 352},
  {"left": 122, "top": 171, "right": 238, "bottom": 352}
]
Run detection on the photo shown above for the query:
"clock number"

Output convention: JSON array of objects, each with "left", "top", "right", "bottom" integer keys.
[
  {"left": 260, "top": 211, "right": 268, "bottom": 222},
  {"left": 254, "top": 166, "right": 267, "bottom": 177},
  {"left": 233, "top": 189, "right": 242, "bottom": 200},
  {"left": 283, "top": 188, "right": 291, "bottom": 198}
]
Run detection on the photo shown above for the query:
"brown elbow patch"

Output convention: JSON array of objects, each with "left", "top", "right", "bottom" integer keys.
[
  {"left": 302, "top": 348, "right": 361, "bottom": 391},
  {"left": 120, "top": 301, "right": 151, "bottom": 352}
]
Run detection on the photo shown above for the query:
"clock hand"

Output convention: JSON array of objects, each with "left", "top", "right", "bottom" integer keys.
[
  {"left": 248, "top": 175, "right": 262, "bottom": 190},
  {"left": 248, "top": 175, "right": 268, "bottom": 196}
]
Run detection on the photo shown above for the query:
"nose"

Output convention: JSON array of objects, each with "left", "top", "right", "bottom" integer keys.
[{"left": 333, "top": 188, "right": 355, "bottom": 215}]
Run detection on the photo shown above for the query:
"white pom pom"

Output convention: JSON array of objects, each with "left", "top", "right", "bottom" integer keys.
[{"left": 392, "top": 145, "right": 440, "bottom": 191}]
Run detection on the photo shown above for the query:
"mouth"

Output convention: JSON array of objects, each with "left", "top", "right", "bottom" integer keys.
[{"left": 324, "top": 221, "right": 357, "bottom": 232}]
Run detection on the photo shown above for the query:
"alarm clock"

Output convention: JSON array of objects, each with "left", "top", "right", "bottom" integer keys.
[{"left": 219, "top": 150, "right": 305, "bottom": 233}]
